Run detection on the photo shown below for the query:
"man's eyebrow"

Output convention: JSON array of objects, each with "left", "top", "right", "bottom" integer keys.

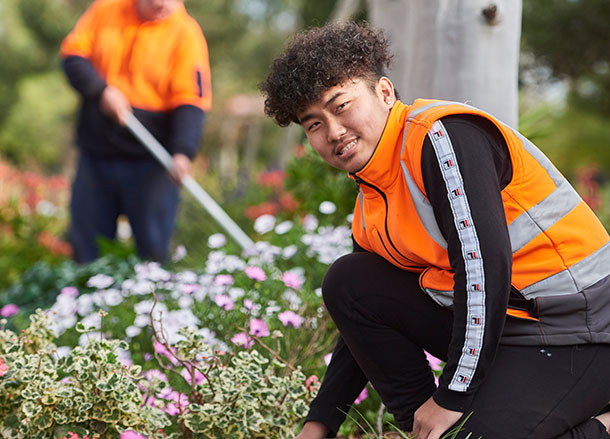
[{"left": 298, "top": 91, "right": 346, "bottom": 125}]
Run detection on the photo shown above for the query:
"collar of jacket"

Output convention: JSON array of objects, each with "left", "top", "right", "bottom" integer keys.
[
  {"left": 349, "top": 100, "right": 412, "bottom": 191},
  {"left": 131, "top": 0, "right": 187, "bottom": 25}
]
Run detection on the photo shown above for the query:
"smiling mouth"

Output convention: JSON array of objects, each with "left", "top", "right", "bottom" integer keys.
[{"left": 337, "top": 139, "right": 357, "bottom": 156}]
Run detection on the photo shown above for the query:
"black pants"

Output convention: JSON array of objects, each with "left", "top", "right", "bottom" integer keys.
[{"left": 323, "top": 252, "right": 610, "bottom": 439}]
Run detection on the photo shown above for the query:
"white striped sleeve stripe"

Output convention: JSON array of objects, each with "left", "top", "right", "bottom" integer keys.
[{"left": 427, "top": 120, "right": 485, "bottom": 392}]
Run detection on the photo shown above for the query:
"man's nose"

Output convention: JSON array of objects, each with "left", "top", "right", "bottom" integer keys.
[{"left": 326, "top": 118, "right": 346, "bottom": 143}]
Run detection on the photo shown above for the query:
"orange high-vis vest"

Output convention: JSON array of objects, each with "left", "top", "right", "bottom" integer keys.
[
  {"left": 60, "top": 0, "right": 212, "bottom": 112},
  {"left": 351, "top": 99, "right": 610, "bottom": 345}
]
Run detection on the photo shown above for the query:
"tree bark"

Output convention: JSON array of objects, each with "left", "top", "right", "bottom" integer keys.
[{"left": 368, "top": 0, "right": 522, "bottom": 127}]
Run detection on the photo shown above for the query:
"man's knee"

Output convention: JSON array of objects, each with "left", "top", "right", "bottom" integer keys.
[{"left": 322, "top": 252, "right": 366, "bottom": 314}]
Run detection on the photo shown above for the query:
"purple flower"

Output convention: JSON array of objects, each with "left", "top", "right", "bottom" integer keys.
[
  {"left": 214, "top": 294, "right": 235, "bottom": 311},
  {"left": 249, "top": 319, "right": 270, "bottom": 337},
  {"left": 324, "top": 353, "right": 333, "bottom": 366},
  {"left": 354, "top": 386, "right": 368, "bottom": 405},
  {"left": 245, "top": 266, "right": 267, "bottom": 281},
  {"left": 278, "top": 310, "right": 304, "bottom": 328},
  {"left": 213, "top": 274, "right": 234, "bottom": 286},
  {"left": 60, "top": 286, "right": 79, "bottom": 297},
  {"left": 0, "top": 304, "right": 19, "bottom": 317},
  {"left": 231, "top": 332, "right": 254, "bottom": 348},
  {"left": 281, "top": 272, "right": 304, "bottom": 289}
]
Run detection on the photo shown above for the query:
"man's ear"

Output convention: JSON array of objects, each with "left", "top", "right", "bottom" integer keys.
[{"left": 378, "top": 77, "right": 395, "bottom": 105}]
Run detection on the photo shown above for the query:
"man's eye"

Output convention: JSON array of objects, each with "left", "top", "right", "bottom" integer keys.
[
  {"left": 307, "top": 121, "right": 320, "bottom": 131},
  {"left": 337, "top": 102, "right": 348, "bottom": 111}
]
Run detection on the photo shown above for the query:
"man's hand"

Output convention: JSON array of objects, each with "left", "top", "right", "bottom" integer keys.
[
  {"left": 413, "top": 397, "right": 463, "bottom": 439},
  {"left": 100, "top": 85, "right": 131, "bottom": 125},
  {"left": 295, "top": 421, "right": 329, "bottom": 439},
  {"left": 170, "top": 153, "right": 192, "bottom": 183}
]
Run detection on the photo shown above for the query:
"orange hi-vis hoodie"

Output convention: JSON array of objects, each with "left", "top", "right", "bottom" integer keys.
[{"left": 60, "top": 0, "right": 212, "bottom": 158}]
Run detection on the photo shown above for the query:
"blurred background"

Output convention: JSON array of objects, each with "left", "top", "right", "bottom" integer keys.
[{"left": 1, "top": 0, "right": 610, "bottom": 283}]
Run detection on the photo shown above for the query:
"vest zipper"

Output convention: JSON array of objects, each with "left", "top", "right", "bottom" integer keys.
[{"left": 354, "top": 175, "right": 424, "bottom": 270}]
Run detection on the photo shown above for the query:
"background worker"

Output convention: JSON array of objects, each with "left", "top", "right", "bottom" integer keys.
[
  {"left": 261, "top": 23, "right": 610, "bottom": 439},
  {"left": 60, "top": 0, "right": 212, "bottom": 263}
]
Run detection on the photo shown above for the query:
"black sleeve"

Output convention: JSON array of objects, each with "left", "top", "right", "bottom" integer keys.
[
  {"left": 421, "top": 114, "right": 513, "bottom": 411},
  {"left": 169, "top": 104, "right": 206, "bottom": 159},
  {"left": 62, "top": 55, "right": 107, "bottom": 99},
  {"left": 304, "top": 334, "right": 368, "bottom": 437}
]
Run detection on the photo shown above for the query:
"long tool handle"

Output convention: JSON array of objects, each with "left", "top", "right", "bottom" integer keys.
[{"left": 124, "top": 112, "right": 254, "bottom": 250}]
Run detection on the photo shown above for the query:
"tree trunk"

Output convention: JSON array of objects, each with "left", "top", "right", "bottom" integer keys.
[{"left": 368, "top": 0, "right": 522, "bottom": 127}]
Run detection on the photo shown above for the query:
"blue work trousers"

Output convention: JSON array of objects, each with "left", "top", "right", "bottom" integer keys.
[{"left": 69, "top": 152, "right": 179, "bottom": 263}]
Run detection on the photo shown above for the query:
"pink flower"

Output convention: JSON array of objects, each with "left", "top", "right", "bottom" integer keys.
[
  {"left": 214, "top": 294, "right": 234, "bottom": 311},
  {"left": 182, "top": 366, "right": 205, "bottom": 385},
  {"left": 231, "top": 332, "right": 254, "bottom": 348},
  {"left": 181, "top": 284, "right": 199, "bottom": 294},
  {"left": 425, "top": 351, "right": 443, "bottom": 372},
  {"left": 249, "top": 319, "right": 270, "bottom": 337},
  {"left": 278, "top": 310, "right": 304, "bottom": 328},
  {"left": 245, "top": 266, "right": 267, "bottom": 281},
  {"left": 60, "top": 286, "right": 79, "bottom": 297},
  {"left": 120, "top": 431, "right": 147, "bottom": 439},
  {"left": 213, "top": 274, "right": 234, "bottom": 286},
  {"left": 324, "top": 353, "right": 333, "bottom": 366},
  {"left": 281, "top": 272, "right": 304, "bottom": 289},
  {"left": 153, "top": 342, "right": 179, "bottom": 365},
  {"left": 243, "top": 299, "right": 255, "bottom": 310},
  {"left": 305, "top": 375, "right": 318, "bottom": 391},
  {"left": 144, "top": 369, "right": 168, "bottom": 382},
  {"left": 0, "top": 304, "right": 18, "bottom": 317},
  {"left": 354, "top": 386, "right": 368, "bottom": 405},
  {"left": 0, "top": 358, "right": 9, "bottom": 377}
]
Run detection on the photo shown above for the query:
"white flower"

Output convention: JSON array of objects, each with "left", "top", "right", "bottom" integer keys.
[
  {"left": 254, "top": 214, "right": 276, "bottom": 234},
  {"left": 282, "top": 290, "right": 302, "bottom": 309},
  {"left": 178, "top": 295, "right": 194, "bottom": 309},
  {"left": 126, "top": 325, "right": 141, "bottom": 337},
  {"left": 117, "top": 219, "right": 132, "bottom": 241},
  {"left": 282, "top": 245, "right": 297, "bottom": 259},
  {"left": 103, "top": 289, "right": 124, "bottom": 307},
  {"left": 172, "top": 245, "right": 187, "bottom": 262},
  {"left": 228, "top": 287, "right": 245, "bottom": 301},
  {"left": 302, "top": 214, "right": 319, "bottom": 232},
  {"left": 176, "top": 270, "right": 198, "bottom": 284},
  {"left": 87, "top": 274, "right": 115, "bottom": 289},
  {"left": 77, "top": 294, "right": 94, "bottom": 316},
  {"left": 55, "top": 346, "right": 71, "bottom": 358},
  {"left": 319, "top": 201, "right": 337, "bottom": 215},
  {"left": 208, "top": 233, "right": 227, "bottom": 248},
  {"left": 274, "top": 220, "right": 293, "bottom": 235},
  {"left": 346, "top": 213, "right": 354, "bottom": 223},
  {"left": 36, "top": 200, "right": 58, "bottom": 217}
]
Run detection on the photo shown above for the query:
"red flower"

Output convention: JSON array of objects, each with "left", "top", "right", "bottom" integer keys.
[{"left": 257, "top": 170, "right": 286, "bottom": 189}]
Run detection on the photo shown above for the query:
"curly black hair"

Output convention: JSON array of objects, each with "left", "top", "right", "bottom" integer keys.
[{"left": 260, "top": 22, "right": 393, "bottom": 127}]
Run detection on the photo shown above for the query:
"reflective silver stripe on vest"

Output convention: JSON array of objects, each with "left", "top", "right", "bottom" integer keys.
[
  {"left": 506, "top": 130, "right": 582, "bottom": 253},
  {"left": 358, "top": 190, "right": 366, "bottom": 231},
  {"left": 428, "top": 120, "right": 485, "bottom": 393},
  {"left": 521, "top": 241, "right": 610, "bottom": 298},
  {"left": 400, "top": 120, "right": 448, "bottom": 250}
]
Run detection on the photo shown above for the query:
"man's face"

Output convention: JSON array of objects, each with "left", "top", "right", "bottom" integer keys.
[
  {"left": 296, "top": 78, "right": 393, "bottom": 173},
  {"left": 136, "top": 0, "right": 181, "bottom": 21}
]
